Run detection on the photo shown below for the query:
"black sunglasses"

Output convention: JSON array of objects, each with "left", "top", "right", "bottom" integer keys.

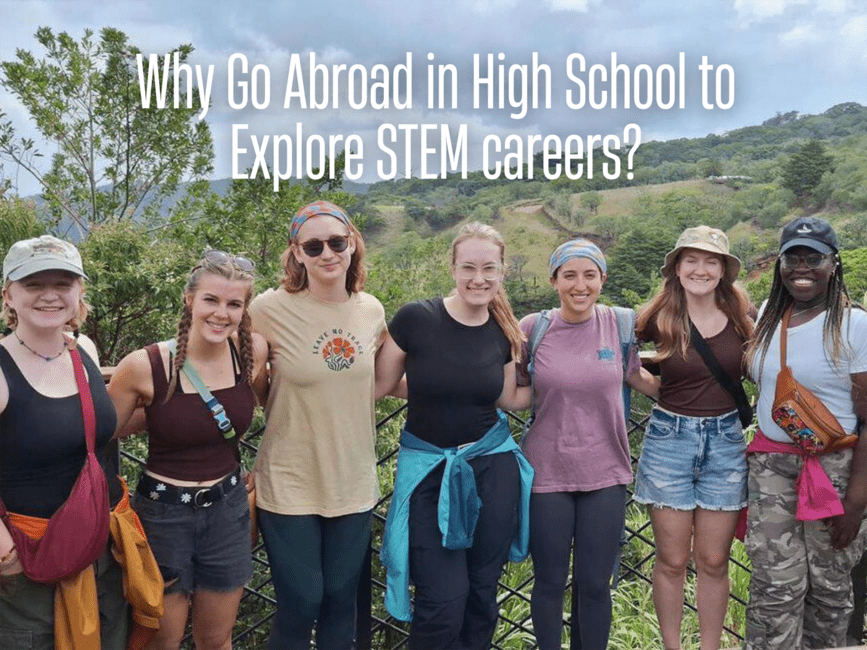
[
  {"left": 200, "top": 249, "right": 255, "bottom": 272},
  {"left": 298, "top": 235, "right": 350, "bottom": 257}
]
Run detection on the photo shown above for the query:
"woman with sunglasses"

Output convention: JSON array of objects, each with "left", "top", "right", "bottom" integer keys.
[
  {"left": 744, "top": 216, "right": 867, "bottom": 650},
  {"left": 633, "top": 226, "right": 752, "bottom": 650},
  {"left": 248, "top": 200, "right": 389, "bottom": 650},
  {"left": 109, "top": 250, "right": 268, "bottom": 650},
  {"left": 376, "top": 222, "right": 533, "bottom": 650}
]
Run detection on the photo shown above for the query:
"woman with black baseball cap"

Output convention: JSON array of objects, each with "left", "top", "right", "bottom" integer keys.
[{"left": 744, "top": 216, "right": 867, "bottom": 649}]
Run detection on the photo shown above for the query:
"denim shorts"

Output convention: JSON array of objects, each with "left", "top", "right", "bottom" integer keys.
[
  {"left": 132, "top": 477, "right": 253, "bottom": 595},
  {"left": 633, "top": 407, "right": 747, "bottom": 511}
]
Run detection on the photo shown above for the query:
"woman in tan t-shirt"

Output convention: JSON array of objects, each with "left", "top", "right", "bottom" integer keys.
[
  {"left": 634, "top": 226, "right": 753, "bottom": 650},
  {"left": 248, "top": 201, "right": 390, "bottom": 650}
]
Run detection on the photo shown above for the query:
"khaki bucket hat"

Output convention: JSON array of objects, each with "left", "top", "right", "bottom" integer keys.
[{"left": 660, "top": 226, "right": 741, "bottom": 284}]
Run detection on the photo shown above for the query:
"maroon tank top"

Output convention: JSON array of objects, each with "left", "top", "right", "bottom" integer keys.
[{"left": 143, "top": 341, "right": 255, "bottom": 481}]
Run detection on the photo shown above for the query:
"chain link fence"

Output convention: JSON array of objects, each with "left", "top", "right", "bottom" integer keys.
[{"left": 117, "top": 392, "right": 774, "bottom": 649}]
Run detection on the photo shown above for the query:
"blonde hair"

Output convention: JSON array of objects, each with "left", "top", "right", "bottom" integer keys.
[
  {"left": 451, "top": 222, "right": 525, "bottom": 361},
  {"left": 166, "top": 257, "right": 255, "bottom": 399},
  {"left": 636, "top": 251, "right": 752, "bottom": 361},
  {"left": 280, "top": 219, "right": 367, "bottom": 294},
  {"left": 2, "top": 276, "right": 90, "bottom": 334}
]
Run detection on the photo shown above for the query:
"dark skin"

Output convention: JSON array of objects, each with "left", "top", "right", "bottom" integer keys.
[
  {"left": 827, "top": 371, "right": 867, "bottom": 549},
  {"left": 779, "top": 245, "right": 867, "bottom": 548}
]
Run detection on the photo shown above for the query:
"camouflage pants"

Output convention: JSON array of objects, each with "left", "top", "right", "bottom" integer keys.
[{"left": 744, "top": 449, "right": 867, "bottom": 650}]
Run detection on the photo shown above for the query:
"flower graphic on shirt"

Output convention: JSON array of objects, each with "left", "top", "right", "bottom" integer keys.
[{"left": 321, "top": 336, "right": 357, "bottom": 371}]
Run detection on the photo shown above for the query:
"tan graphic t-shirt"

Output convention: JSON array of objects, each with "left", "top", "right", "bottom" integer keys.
[{"left": 249, "top": 288, "right": 386, "bottom": 516}]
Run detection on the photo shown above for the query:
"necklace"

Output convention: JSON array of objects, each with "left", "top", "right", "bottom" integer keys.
[
  {"left": 14, "top": 330, "right": 68, "bottom": 361},
  {"left": 790, "top": 304, "right": 822, "bottom": 319}
]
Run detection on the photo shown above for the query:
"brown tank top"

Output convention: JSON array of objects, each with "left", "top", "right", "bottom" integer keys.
[{"left": 143, "top": 341, "right": 255, "bottom": 481}]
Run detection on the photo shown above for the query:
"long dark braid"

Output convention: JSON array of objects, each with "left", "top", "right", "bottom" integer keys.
[{"left": 746, "top": 254, "right": 851, "bottom": 380}]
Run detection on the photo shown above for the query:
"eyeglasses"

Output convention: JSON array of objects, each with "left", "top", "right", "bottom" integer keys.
[
  {"left": 455, "top": 263, "right": 503, "bottom": 281},
  {"left": 200, "top": 250, "right": 255, "bottom": 272},
  {"left": 779, "top": 252, "right": 832, "bottom": 270},
  {"left": 298, "top": 235, "right": 350, "bottom": 257}
]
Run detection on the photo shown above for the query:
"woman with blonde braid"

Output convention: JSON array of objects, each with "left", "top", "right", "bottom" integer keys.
[
  {"left": 377, "top": 222, "right": 534, "bottom": 650},
  {"left": 109, "top": 250, "right": 268, "bottom": 650}
]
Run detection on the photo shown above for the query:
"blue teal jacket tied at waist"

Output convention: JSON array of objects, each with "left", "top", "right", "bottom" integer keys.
[{"left": 381, "top": 411, "right": 534, "bottom": 622}]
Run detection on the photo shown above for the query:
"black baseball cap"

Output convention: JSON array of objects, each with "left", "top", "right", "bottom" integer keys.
[{"left": 779, "top": 216, "right": 838, "bottom": 255}]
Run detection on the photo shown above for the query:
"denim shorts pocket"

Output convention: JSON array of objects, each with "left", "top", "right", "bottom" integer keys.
[
  {"left": 224, "top": 481, "right": 248, "bottom": 509},
  {"left": 722, "top": 425, "right": 745, "bottom": 444},
  {"left": 132, "top": 492, "right": 167, "bottom": 519},
  {"left": 645, "top": 416, "right": 676, "bottom": 441},
  {"left": 0, "top": 627, "right": 33, "bottom": 649}
]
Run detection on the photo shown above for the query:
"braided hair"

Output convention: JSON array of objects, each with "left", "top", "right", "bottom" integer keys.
[{"left": 165, "top": 257, "right": 255, "bottom": 399}]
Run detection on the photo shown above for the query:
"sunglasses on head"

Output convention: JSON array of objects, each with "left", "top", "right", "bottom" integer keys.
[
  {"left": 779, "top": 252, "right": 832, "bottom": 270},
  {"left": 298, "top": 235, "right": 350, "bottom": 257},
  {"left": 200, "top": 249, "right": 255, "bottom": 272}
]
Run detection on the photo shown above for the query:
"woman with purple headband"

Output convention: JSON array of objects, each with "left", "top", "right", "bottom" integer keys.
[
  {"left": 248, "top": 201, "right": 393, "bottom": 650},
  {"left": 517, "top": 238, "right": 658, "bottom": 650}
]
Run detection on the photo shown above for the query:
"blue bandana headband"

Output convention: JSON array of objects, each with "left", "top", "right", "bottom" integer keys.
[
  {"left": 289, "top": 201, "right": 351, "bottom": 240},
  {"left": 548, "top": 239, "right": 607, "bottom": 277}
]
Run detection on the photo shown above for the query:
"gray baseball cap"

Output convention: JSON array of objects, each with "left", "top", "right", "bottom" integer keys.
[{"left": 3, "top": 235, "right": 87, "bottom": 283}]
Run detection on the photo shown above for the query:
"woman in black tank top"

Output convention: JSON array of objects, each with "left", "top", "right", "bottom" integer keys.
[
  {"left": 0, "top": 235, "right": 128, "bottom": 647},
  {"left": 109, "top": 251, "right": 268, "bottom": 650}
]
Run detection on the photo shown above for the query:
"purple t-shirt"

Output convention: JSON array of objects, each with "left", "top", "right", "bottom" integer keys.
[{"left": 517, "top": 306, "right": 640, "bottom": 493}]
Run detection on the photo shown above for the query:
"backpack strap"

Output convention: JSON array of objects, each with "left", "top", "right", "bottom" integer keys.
[
  {"left": 607, "top": 305, "right": 637, "bottom": 590},
  {"left": 167, "top": 339, "right": 236, "bottom": 440},
  {"left": 520, "top": 309, "right": 553, "bottom": 445},
  {"left": 610, "top": 305, "right": 637, "bottom": 424}
]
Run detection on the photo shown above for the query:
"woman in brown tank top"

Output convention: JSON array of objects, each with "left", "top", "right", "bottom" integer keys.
[
  {"left": 109, "top": 252, "right": 268, "bottom": 650},
  {"left": 633, "top": 226, "right": 753, "bottom": 650}
]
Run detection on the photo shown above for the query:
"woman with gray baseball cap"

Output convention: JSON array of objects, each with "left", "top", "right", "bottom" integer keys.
[{"left": 0, "top": 235, "right": 131, "bottom": 647}]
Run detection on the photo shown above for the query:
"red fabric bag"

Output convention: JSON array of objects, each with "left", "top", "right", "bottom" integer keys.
[{"left": 0, "top": 346, "right": 110, "bottom": 584}]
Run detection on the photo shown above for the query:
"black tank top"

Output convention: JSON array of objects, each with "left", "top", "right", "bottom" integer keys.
[
  {"left": 144, "top": 340, "right": 255, "bottom": 481},
  {"left": 0, "top": 344, "right": 120, "bottom": 518}
]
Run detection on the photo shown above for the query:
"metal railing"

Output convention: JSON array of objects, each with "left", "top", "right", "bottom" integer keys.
[{"left": 117, "top": 394, "right": 766, "bottom": 649}]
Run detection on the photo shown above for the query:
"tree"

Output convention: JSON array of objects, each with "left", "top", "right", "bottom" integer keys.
[
  {"left": 580, "top": 191, "right": 603, "bottom": 215},
  {"left": 0, "top": 27, "right": 213, "bottom": 236},
  {"left": 780, "top": 139, "right": 833, "bottom": 200},
  {"left": 0, "top": 192, "right": 44, "bottom": 254}
]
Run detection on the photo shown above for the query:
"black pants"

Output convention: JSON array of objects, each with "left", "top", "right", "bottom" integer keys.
[
  {"left": 529, "top": 485, "right": 627, "bottom": 650},
  {"left": 408, "top": 452, "right": 521, "bottom": 650},
  {"left": 258, "top": 508, "right": 372, "bottom": 650}
]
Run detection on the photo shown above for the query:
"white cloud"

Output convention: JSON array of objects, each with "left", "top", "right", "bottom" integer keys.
[
  {"left": 545, "top": 0, "right": 592, "bottom": 11},
  {"left": 733, "top": 0, "right": 809, "bottom": 23},
  {"left": 815, "top": 0, "right": 850, "bottom": 13},
  {"left": 840, "top": 14, "right": 867, "bottom": 67},
  {"left": 779, "top": 24, "right": 823, "bottom": 45}
]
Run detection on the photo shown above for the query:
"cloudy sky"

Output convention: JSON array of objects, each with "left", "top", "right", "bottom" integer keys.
[{"left": 1, "top": 0, "right": 865, "bottom": 193}]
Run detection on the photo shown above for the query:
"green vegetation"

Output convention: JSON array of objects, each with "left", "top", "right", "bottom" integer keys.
[{"left": 6, "top": 24, "right": 867, "bottom": 649}]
